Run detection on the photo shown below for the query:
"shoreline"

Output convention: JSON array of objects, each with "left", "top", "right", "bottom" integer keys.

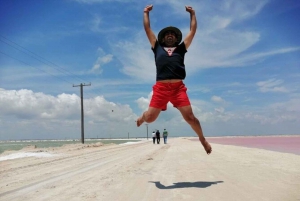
[
  {"left": 2, "top": 135, "right": 300, "bottom": 159},
  {"left": 1, "top": 134, "right": 300, "bottom": 142}
]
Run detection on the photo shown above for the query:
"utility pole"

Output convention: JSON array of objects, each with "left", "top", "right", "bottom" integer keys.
[
  {"left": 145, "top": 123, "right": 149, "bottom": 140},
  {"left": 73, "top": 83, "right": 91, "bottom": 144}
]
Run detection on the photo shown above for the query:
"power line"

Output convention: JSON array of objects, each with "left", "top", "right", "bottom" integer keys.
[
  {"left": 0, "top": 35, "right": 104, "bottom": 99},
  {"left": 0, "top": 35, "right": 86, "bottom": 84},
  {"left": 0, "top": 49, "right": 96, "bottom": 99},
  {"left": 0, "top": 51, "right": 73, "bottom": 85}
]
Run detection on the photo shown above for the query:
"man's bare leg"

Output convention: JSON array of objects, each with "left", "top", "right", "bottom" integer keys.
[
  {"left": 136, "top": 107, "right": 161, "bottom": 127},
  {"left": 177, "top": 105, "right": 212, "bottom": 154}
]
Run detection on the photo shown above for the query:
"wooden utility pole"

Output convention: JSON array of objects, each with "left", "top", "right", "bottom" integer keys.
[
  {"left": 145, "top": 123, "right": 149, "bottom": 140},
  {"left": 73, "top": 83, "right": 91, "bottom": 144}
]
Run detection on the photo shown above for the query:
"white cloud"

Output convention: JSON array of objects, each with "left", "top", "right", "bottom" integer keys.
[
  {"left": 1, "top": 88, "right": 300, "bottom": 140},
  {"left": 101, "top": 54, "right": 113, "bottom": 63},
  {"left": 215, "top": 107, "right": 225, "bottom": 113},
  {"left": 0, "top": 89, "right": 77, "bottom": 120},
  {"left": 89, "top": 14, "right": 130, "bottom": 33},
  {"left": 90, "top": 47, "right": 113, "bottom": 74},
  {"left": 90, "top": 15, "right": 102, "bottom": 32},
  {"left": 211, "top": 96, "right": 224, "bottom": 103},
  {"left": 111, "top": 32, "right": 156, "bottom": 82},
  {"left": 0, "top": 88, "right": 141, "bottom": 139},
  {"left": 256, "top": 79, "right": 289, "bottom": 93},
  {"left": 221, "top": 0, "right": 269, "bottom": 20},
  {"left": 136, "top": 91, "right": 152, "bottom": 111},
  {"left": 0, "top": 89, "right": 136, "bottom": 122}
]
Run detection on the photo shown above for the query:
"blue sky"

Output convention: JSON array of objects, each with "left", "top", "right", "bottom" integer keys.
[{"left": 0, "top": 0, "right": 300, "bottom": 140}]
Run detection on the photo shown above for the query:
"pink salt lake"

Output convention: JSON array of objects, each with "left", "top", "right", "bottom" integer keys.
[{"left": 203, "top": 136, "right": 300, "bottom": 155}]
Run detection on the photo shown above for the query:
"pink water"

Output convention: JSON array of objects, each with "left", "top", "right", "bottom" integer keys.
[{"left": 203, "top": 136, "right": 300, "bottom": 155}]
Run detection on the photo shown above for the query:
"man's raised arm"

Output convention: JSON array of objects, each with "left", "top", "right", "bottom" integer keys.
[
  {"left": 183, "top": 6, "right": 197, "bottom": 50},
  {"left": 143, "top": 5, "right": 156, "bottom": 48}
]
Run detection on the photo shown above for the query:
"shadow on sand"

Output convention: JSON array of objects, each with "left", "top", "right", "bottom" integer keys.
[{"left": 149, "top": 181, "right": 224, "bottom": 189}]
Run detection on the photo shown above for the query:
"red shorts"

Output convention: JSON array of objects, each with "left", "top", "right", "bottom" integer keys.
[{"left": 149, "top": 81, "right": 191, "bottom": 111}]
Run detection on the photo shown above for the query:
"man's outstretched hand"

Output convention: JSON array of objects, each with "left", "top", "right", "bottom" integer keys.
[
  {"left": 185, "top": 5, "right": 195, "bottom": 14},
  {"left": 144, "top": 5, "right": 153, "bottom": 13}
]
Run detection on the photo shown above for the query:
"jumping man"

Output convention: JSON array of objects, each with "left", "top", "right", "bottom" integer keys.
[{"left": 137, "top": 5, "right": 212, "bottom": 155}]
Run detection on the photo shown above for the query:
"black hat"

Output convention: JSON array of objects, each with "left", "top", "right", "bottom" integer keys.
[{"left": 158, "top": 26, "right": 182, "bottom": 45}]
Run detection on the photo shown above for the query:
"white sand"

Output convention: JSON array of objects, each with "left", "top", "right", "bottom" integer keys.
[
  {"left": 0, "top": 152, "right": 55, "bottom": 161},
  {"left": 0, "top": 138, "right": 299, "bottom": 201}
]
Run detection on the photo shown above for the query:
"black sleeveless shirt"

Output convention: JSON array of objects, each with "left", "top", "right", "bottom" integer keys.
[{"left": 152, "top": 41, "right": 187, "bottom": 81}]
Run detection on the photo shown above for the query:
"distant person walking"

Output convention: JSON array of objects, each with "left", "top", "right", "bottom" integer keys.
[
  {"left": 163, "top": 129, "right": 168, "bottom": 144},
  {"left": 152, "top": 131, "right": 156, "bottom": 144},
  {"left": 156, "top": 130, "right": 161, "bottom": 144}
]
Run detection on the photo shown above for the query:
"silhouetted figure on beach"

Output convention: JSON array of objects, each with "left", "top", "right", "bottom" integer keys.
[
  {"left": 156, "top": 130, "right": 161, "bottom": 144},
  {"left": 152, "top": 131, "right": 156, "bottom": 144},
  {"left": 163, "top": 128, "right": 168, "bottom": 144}
]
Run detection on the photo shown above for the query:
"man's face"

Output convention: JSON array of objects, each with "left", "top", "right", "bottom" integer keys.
[{"left": 163, "top": 31, "right": 177, "bottom": 46}]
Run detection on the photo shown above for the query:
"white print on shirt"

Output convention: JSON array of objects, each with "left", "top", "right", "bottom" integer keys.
[{"left": 164, "top": 47, "right": 176, "bottom": 56}]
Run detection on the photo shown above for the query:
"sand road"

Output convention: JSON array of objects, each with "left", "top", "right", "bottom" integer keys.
[{"left": 0, "top": 138, "right": 299, "bottom": 201}]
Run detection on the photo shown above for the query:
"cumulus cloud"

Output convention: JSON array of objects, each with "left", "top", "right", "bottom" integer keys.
[
  {"left": 136, "top": 96, "right": 151, "bottom": 112},
  {"left": 0, "top": 89, "right": 135, "bottom": 122},
  {"left": 0, "top": 89, "right": 78, "bottom": 120},
  {"left": 1, "top": 88, "right": 300, "bottom": 139},
  {"left": 0, "top": 88, "right": 141, "bottom": 139}
]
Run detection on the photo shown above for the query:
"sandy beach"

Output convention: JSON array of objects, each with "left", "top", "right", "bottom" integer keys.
[{"left": 0, "top": 137, "right": 299, "bottom": 201}]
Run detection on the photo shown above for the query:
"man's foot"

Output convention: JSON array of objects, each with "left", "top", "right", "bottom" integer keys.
[
  {"left": 136, "top": 117, "right": 144, "bottom": 127},
  {"left": 200, "top": 139, "right": 212, "bottom": 155}
]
